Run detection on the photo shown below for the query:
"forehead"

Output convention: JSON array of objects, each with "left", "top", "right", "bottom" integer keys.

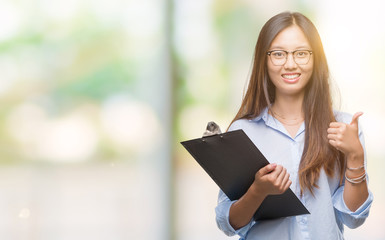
[{"left": 269, "top": 25, "right": 311, "bottom": 50}]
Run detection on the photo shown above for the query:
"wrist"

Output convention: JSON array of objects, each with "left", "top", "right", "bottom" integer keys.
[
  {"left": 346, "top": 150, "right": 364, "bottom": 168},
  {"left": 247, "top": 183, "right": 268, "bottom": 200},
  {"left": 345, "top": 170, "right": 366, "bottom": 184}
]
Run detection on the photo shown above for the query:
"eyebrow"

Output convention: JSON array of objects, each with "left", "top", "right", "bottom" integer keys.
[{"left": 269, "top": 45, "right": 311, "bottom": 50}]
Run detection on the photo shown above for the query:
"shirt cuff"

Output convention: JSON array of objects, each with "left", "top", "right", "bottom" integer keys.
[
  {"left": 333, "top": 186, "right": 373, "bottom": 228},
  {"left": 215, "top": 199, "right": 254, "bottom": 238}
]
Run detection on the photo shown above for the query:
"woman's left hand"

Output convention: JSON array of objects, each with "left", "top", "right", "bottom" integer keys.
[{"left": 327, "top": 112, "right": 364, "bottom": 158}]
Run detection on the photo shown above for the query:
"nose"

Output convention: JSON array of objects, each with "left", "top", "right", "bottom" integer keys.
[{"left": 284, "top": 53, "right": 297, "bottom": 69}]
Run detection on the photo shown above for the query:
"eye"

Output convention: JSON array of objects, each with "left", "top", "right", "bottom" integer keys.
[
  {"left": 295, "top": 51, "right": 309, "bottom": 58},
  {"left": 272, "top": 51, "right": 286, "bottom": 58}
]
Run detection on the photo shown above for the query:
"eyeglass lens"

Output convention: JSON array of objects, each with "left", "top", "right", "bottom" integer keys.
[{"left": 269, "top": 50, "right": 311, "bottom": 66}]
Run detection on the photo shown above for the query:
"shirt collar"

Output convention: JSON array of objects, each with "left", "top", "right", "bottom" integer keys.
[
  {"left": 252, "top": 107, "right": 305, "bottom": 140},
  {"left": 251, "top": 107, "right": 269, "bottom": 122}
]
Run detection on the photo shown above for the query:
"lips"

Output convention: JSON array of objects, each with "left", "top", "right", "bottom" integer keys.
[{"left": 282, "top": 73, "right": 300, "bottom": 83}]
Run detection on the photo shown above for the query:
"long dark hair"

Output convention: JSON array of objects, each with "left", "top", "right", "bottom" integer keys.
[{"left": 230, "top": 12, "right": 344, "bottom": 194}]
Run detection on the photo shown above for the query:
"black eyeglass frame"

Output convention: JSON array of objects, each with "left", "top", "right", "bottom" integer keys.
[{"left": 266, "top": 50, "right": 313, "bottom": 66}]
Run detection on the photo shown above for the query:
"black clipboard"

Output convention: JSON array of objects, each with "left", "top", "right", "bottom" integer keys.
[{"left": 181, "top": 129, "right": 309, "bottom": 220}]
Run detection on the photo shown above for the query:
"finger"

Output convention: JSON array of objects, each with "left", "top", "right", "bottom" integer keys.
[
  {"left": 350, "top": 112, "right": 363, "bottom": 126},
  {"left": 327, "top": 133, "right": 338, "bottom": 141},
  {"left": 276, "top": 167, "right": 287, "bottom": 184},
  {"left": 283, "top": 179, "right": 292, "bottom": 191},
  {"left": 269, "top": 165, "right": 283, "bottom": 179},
  {"left": 327, "top": 128, "right": 339, "bottom": 134},
  {"left": 329, "top": 122, "right": 344, "bottom": 128},
  {"left": 277, "top": 172, "right": 290, "bottom": 193},
  {"left": 258, "top": 163, "right": 277, "bottom": 176},
  {"left": 281, "top": 171, "right": 290, "bottom": 187},
  {"left": 328, "top": 139, "right": 340, "bottom": 150}
]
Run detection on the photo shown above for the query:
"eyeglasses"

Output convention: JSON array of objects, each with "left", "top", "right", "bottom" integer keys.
[{"left": 267, "top": 50, "right": 313, "bottom": 66}]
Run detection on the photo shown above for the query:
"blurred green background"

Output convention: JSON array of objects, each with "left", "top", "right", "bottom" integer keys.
[{"left": 0, "top": 0, "right": 384, "bottom": 239}]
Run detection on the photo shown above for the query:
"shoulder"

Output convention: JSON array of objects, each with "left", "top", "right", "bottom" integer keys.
[
  {"left": 228, "top": 119, "right": 251, "bottom": 132},
  {"left": 333, "top": 110, "right": 353, "bottom": 124},
  {"left": 228, "top": 109, "right": 267, "bottom": 132}
]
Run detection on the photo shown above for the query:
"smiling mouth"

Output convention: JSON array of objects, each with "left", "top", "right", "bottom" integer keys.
[{"left": 282, "top": 73, "right": 301, "bottom": 79}]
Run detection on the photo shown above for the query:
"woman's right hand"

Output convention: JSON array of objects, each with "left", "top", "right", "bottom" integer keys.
[
  {"left": 249, "top": 163, "right": 292, "bottom": 198},
  {"left": 229, "top": 163, "right": 292, "bottom": 230}
]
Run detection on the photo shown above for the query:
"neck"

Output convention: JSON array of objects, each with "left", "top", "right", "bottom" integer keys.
[{"left": 271, "top": 94, "right": 304, "bottom": 120}]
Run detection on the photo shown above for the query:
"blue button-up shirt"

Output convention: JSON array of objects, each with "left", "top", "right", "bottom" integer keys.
[{"left": 215, "top": 108, "right": 373, "bottom": 240}]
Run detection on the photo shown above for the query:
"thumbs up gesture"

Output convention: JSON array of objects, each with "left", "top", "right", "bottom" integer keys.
[{"left": 327, "top": 112, "right": 364, "bottom": 158}]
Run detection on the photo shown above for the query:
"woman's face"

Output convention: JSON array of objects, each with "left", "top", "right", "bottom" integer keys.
[{"left": 267, "top": 25, "right": 314, "bottom": 99}]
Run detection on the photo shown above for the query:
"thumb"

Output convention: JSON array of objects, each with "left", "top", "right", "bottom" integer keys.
[
  {"left": 350, "top": 112, "right": 363, "bottom": 126},
  {"left": 258, "top": 163, "right": 277, "bottom": 176}
]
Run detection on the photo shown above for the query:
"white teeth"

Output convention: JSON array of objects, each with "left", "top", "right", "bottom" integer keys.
[{"left": 282, "top": 74, "right": 300, "bottom": 79}]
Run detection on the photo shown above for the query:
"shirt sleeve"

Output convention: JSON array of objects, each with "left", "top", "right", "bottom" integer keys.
[
  {"left": 215, "top": 120, "right": 255, "bottom": 238},
  {"left": 215, "top": 190, "right": 254, "bottom": 238},
  {"left": 332, "top": 117, "right": 373, "bottom": 229},
  {"left": 332, "top": 184, "right": 373, "bottom": 229}
]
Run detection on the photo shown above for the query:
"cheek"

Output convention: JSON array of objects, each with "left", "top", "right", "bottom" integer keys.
[
  {"left": 302, "top": 60, "right": 314, "bottom": 77},
  {"left": 306, "top": 59, "right": 314, "bottom": 73},
  {"left": 267, "top": 62, "right": 281, "bottom": 78},
  {"left": 301, "top": 67, "right": 314, "bottom": 85}
]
